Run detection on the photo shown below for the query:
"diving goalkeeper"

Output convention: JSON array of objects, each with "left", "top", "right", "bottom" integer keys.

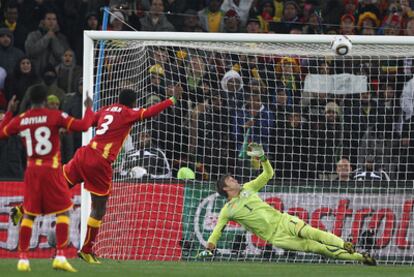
[{"left": 198, "top": 143, "right": 376, "bottom": 265}]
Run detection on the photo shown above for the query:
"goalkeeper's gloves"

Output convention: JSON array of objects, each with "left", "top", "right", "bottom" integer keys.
[
  {"left": 246, "top": 142, "right": 266, "bottom": 161},
  {"left": 196, "top": 249, "right": 213, "bottom": 258}
]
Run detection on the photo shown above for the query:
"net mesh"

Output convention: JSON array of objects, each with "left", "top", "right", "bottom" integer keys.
[{"left": 88, "top": 36, "right": 414, "bottom": 264}]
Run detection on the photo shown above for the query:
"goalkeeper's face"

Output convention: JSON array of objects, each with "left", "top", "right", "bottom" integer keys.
[{"left": 224, "top": 176, "right": 241, "bottom": 194}]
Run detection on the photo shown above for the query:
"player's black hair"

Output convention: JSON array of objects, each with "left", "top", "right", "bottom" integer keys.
[
  {"left": 119, "top": 89, "right": 136, "bottom": 107},
  {"left": 216, "top": 174, "right": 232, "bottom": 198},
  {"left": 30, "top": 84, "right": 48, "bottom": 105}
]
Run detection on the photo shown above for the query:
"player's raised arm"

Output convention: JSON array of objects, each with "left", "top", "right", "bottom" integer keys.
[
  {"left": 0, "top": 96, "right": 20, "bottom": 139},
  {"left": 63, "top": 96, "right": 95, "bottom": 132},
  {"left": 243, "top": 143, "right": 274, "bottom": 193},
  {"left": 129, "top": 84, "right": 183, "bottom": 122}
]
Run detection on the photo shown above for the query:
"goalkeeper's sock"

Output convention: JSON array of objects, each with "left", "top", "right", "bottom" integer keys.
[
  {"left": 81, "top": 217, "right": 102, "bottom": 254},
  {"left": 18, "top": 218, "right": 33, "bottom": 259},
  {"left": 55, "top": 215, "right": 70, "bottom": 256},
  {"left": 299, "top": 224, "right": 345, "bottom": 249}
]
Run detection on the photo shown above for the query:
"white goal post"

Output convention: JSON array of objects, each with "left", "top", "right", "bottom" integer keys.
[{"left": 82, "top": 31, "right": 414, "bottom": 263}]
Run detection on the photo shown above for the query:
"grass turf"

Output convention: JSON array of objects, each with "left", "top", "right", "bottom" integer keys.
[{"left": 0, "top": 259, "right": 413, "bottom": 277}]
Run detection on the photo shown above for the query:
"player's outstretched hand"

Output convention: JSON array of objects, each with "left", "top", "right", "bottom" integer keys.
[
  {"left": 246, "top": 142, "right": 265, "bottom": 158},
  {"left": 196, "top": 249, "right": 213, "bottom": 259},
  {"left": 84, "top": 95, "right": 93, "bottom": 109},
  {"left": 7, "top": 95, "right": 19, "bottom": 113}
]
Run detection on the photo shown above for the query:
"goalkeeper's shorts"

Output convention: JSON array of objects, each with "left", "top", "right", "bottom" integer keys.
[
  {"left": 270, "top": 213, "right": 307, "bottom": 249},
  {"left": 63, "top": 146, "right": 113, "bottom": 196}
]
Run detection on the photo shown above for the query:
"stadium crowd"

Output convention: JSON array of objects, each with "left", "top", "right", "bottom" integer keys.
[{"left": 1, "top": 0, "right": 414, "bottom": 182}]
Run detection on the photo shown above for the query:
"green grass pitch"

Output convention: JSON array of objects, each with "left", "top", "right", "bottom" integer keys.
[{"left": 0, "top": 259, "right": 413, "bottom": 277}]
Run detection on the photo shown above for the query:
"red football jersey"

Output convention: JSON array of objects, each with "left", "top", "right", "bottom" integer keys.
[
  {"left": 0, "top": 108, "right": 93, "bottom": 165},
  {"left": 89, "top": 99, "right": 174, "bottom": 163}
]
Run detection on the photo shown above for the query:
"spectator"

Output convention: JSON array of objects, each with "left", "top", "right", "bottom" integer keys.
[
  {"left": 221, "top": 69, "right": 244, "bottom": 109},
  {"left": 0, "top": 2, "right": 28, "bottom": 52},
  {"left": 185, "top": 55, "right": 206, "bottom": 102},
  {"left": 335, "top": 158, "right": 352, "bottom": 181},
  {"left": 343, "top": 91, "right": 380, "bottom": 167},
  {"left": 190, "top": 90, "right": 232, "bottom": 181},
  {"left": 181, "top": 9, "right": 203, "bottom": 32},
  {"left": 0, "top": 27, "right": 24, "bottom": 75},
  {"left": 55, "top": 49, "right": 82, "bottom": 94},
  {"left": 150, "top": 82, "right": 188, "bottom": 177},
  {"left": 4, "top": 56, "right": 40, "bottom": 112},
  {"left": 340, "top": 14, "right": 356, "bottom": 35},
  {"left": 375, "top": 82, "right": 401, "bottom": 179},
  {"left": 61, "top": 78, "right": 83, "bottom": 163},
  {"left": 310, "top": 101, "right": 344, "bottom": 178},
  {"left": 382, "top": 13, "right": 402, "bottom": 36},
  {"left": 357, "top": 11, "right": 380, "bottom": 35},
  {"left": 343, "top": 0, "right": 358, "bottom": 17},
  {"left": 25, "top": 10, "right": 69, "bottom": 75},
  {"left": 46, "top": 94, "right": 60, "bottom": 110},
  {"left": 322, "top": 0, "right": 344, "bottom": 32},
  {"left": 257, "top": 0, "right": 278, "bottom": 33},
  {"left": 223, "top": 9, "right": 241, "bottom": 32},
  {"left": 245, "top": 17, "right": 262, "bottom": 33},
  {"left": 353, "top": 156, "right": 391, "bottom": 181},
  {"left": 303, "top": 12, "right": 324, "bottom": 34},
  {"left": 19, "top": 65, "right": 65, "bottom": 113},
  {"left": 163, "top": 0, "right": 188, "bottom": 31},
  {"left": 109, "top": 10, "right": 127, "bottom": 31},
  {"left": 74, "top": 11, "right": 100, "bottom": 65},
  {"left": 405, "top": 16, "right": 414, "bottom": 35},
  {"left": 198, "top": 0, "right": 224, "bottom": 32},
  {"left": 274, "top": 107, "right": 311, "bottom": 179},
  {"left": 148, "top": 63, "right": 166, "bottom": 96},
  {"left": 140, "top": 0, "right": 175, "bottom": 31},
  {"left": 220, "top": 0, "right": 254, "bottom": 26},
  {"left": 275, "top": 56, "right": 301, "bottom": 108},
  {"left": 272, "top": 0, "right": 301, "bottom": 33},
  {"left": 233, "top": 92, "right": 275, "bottom": 180},
  {"left": 0, "top": 108, "right": 24, "bottom": 179}
]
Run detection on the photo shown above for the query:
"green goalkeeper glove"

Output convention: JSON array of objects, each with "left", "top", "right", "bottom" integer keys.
[
  {"left": 196, "top": 249, "right": 213, "bottom": 258},
  {"left": 246, "top": 143, "right": 265, "bottom": 160}
]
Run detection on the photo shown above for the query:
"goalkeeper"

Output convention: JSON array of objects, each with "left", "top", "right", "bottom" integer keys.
[{"left": 198, "top": 143, "right": 376, "bottom": 266}]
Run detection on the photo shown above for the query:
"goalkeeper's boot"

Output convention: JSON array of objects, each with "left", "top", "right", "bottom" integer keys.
[
  {"left": 10, "top": 205, "right": 23, "bottom": 226},
  {"left": 78, "top": 251, "right": 101, "bottom": 264},
  {"left": 343, "top": 241, "right": 355, "bottom": 254},
  {"left": 362, "top": 252, "right": 377, "bottom": 266},
  {"left": 17, "top": 259, "right": 31, "bottom": 272},
  {"left": 52, "top": 256, "right": 77, "bottom": 272}
]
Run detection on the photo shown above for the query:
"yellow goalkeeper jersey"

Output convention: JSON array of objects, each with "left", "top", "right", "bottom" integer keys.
[{"left": 207, "top": 160, "right": 281, "bottom": 246}]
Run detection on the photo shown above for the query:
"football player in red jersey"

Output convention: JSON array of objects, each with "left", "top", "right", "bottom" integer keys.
[
  {"left": 0, "top": 85, "right": 94, "bottom": 272},
  {"left": 63, "top": 88, "right": 180, "bottom": 264}
]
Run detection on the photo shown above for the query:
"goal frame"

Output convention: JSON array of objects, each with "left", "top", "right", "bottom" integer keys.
[{"left": 81, "top": 31, "right": 414, "bottom": 249}]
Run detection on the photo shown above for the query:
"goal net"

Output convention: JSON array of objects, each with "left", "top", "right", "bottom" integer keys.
[{"left": 83, "top": 32, "right": 414, "bottom": 264}]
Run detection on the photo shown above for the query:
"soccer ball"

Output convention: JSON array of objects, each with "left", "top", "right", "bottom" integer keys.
[{"left": 330, "top": 35, "right": 352, "bottom": 56}]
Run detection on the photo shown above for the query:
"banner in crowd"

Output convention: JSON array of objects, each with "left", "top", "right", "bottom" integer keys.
[
  {"left": 304, "top": 73, "right": 368, "bottom": 94},
  {"left": 182, "top": 183, "right": 414, "bottom": 260},
  {"left": 0, "top": 182, "right": 80, "bottom": 258}
]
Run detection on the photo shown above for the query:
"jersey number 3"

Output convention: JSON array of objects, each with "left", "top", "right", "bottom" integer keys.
[
  {"left": 96, "top": 114, "right": 114, "bottom": 135},
  {"left": 21, "top": 127, "right": 52, "bottom": 157}
]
